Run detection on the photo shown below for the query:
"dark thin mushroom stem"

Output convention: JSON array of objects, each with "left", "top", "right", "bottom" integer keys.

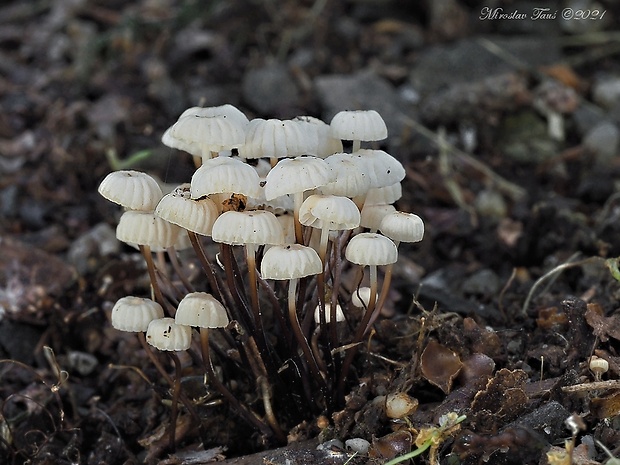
[
  {"left": 137, "top": 333, "right": 206, "bottom": 441},
  {"left": 288, "top": 278, "right": 328, "bottom": 398},
  {"left": 167, "top": 352, "right": 183, "bottom": 451},
  {"left": 198, "top": 327, "right": 278, "bottom": 440},
  {"left": 337, "top": 264, "right": 379, "bottom": 403},
  {"left": 187, "top": 231, "right": 223, "bottom": 303},
  {"left": 167, "top": 246, "right": 195, "bottom": 293},
  {"left": 139, "top": 245, "right": 171, "bottom": 314}
]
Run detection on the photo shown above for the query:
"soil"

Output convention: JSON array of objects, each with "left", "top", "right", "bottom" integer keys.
[{"left": 1, "top": 0, "right": 620, "bottom": 464}]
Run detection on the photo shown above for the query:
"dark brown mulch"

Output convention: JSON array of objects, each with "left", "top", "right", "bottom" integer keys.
[{"left": 1, "top": 1, "right": 620, "bottom": 464}]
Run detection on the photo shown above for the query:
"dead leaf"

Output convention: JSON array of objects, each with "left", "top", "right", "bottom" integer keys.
[
  {"left": 584, "top": 304, "right": 620, "bottom": 342},
  {"left": 420, "top": 340, "right": 462, "bottom": 394}
]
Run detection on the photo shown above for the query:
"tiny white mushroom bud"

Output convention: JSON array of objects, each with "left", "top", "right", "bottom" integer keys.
[
  {"left": 589, "top": 356, "right": 609, "bottom": 381},
  {"left": 385, "top": 392, "right": 418, "bottom": 419}
]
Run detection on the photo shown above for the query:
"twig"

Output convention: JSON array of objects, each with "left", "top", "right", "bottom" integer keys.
[{"left": 402, "top": 116, "right": 527, "bottom": 201}]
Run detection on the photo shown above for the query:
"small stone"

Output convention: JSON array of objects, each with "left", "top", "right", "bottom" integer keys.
[
  {"left": 592, "top": 75, "right": 620, "bottom": 109},
  {"left": 242, "top": 64, "right": 300, "bottom": 116},
  {"left": 462, "top": 269, "right": 500, "bottom": 297},
  {"left": 68, "top": 223, "right": 119, "bottom": 275},
  {"left": 583, "top": 120, "right": 619, "bottom": 163},
  {"left": 67, "top": 350, "right": 98, "bottom": 376},
  {"left": 315, "top": 70, "right": 418, "bottom": 155}
]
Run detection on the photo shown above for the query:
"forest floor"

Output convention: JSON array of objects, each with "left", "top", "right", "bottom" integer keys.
[{"left": 1, "top": 0, "right": 620, "bottom": 464}]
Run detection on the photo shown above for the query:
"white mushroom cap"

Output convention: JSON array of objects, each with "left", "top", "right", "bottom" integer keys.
[
  {"left": 163, "top": 114, "right": 246, "bottom": 158},
  {"left": 175, "top": 292, "right": 229, "bottom": 328},
  {"left": 239, "top": 118, "right": 312, "bottom": 159},
  {"left": 294, "top": 116, "right": 343, "bottom": 157},
  {"left": 314, "top": 303, "right": 345, "bottom": 324},
  {"left": 176, "top": 104, "right": 250, "bottom": 128},
  {"left": 320, "top": 152, "right": 371, "bottom": 198},
  {"left": 111, "top": 296, "right": 164, "bottom": 332},
  {"left": 264, "top": 156, "right": 335, "bottom": 201},
  {"left": 351, "top": 286, "right": 376, "bottom": 308},
  {"left": 116, "top": 210, "right": 181, "bottom": 251},
  {"left": 260, "top": 244, "right": 322, "bottom": 280},
  {"left": 329, "top": 110, "right": 388, "bottom": 143},
  {"left": 360, "top": 204, "right": 396, "bottom": 231},
  {"left": 211, "top": 210, "right": 284, "bottom": 246},
  {"left": 190, "top": 156, "right": 262, "bottom": 199},
  {"left": 98, "top": 170, "right": 163, "bottom": 211},
  {"left": 379, "top": 211, "right": 424, "bottom": 243},
  {"left": 299, "top": 194, "right": 360, "bottom": 230},
  {"left": 352, "top": 150, "right": 405, "bottom": 188},
  {"left": 365, "top": 183, "right": 402, "bottom": 205},
  {"left": 155, "top": 184, "right": 219, "bottom": 236},
  {"left": 345, "top": 232, "right": 398, "bottom": 266},
  {"left": 146, "top": 317, "right": 192, "bottom": 351}
]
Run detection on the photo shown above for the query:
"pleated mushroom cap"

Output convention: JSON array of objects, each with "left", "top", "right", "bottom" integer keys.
[
  {"left": 345, "top": 232, "right": 398, "bottom": 266},
  {"left": 294, "top": 116, "right": 343, "bottom": 157},
  {"left": 175, "top": 292, "right": 229, "bottom": 328},
  {"left": 116, "top": 210, "right": 181, "bottom": 251},
  {"left": 111, "top": 296, "right": 164, "bottom": 332},
  {"left": 320, "top": 152, "right": 371, "bottom": 197},
  {"left": 264, "top": 156, "right": 334, "bottom": 201},
  {"left": 155, "top": 184, "right": 219, "bottom": 236},
  {"left": 365, "top": 183, "right": 402, "bottom": 205},
  {"left": 163, "top": 114, "right": 246, "bottom": 157},
  {"left": 261, "top": 244, "right": 322, "bottom": 280},
  {"left": 211, "top": 210, "right": 284, "bottom": 246},
  {"left": 299, "top": 194, "right": 360, "bottom": 230},
  {"left": 352, "top": 149, "right": 405, "bottom": 188},
  {"left": 176, "top": 104, "right": 249, "bottom": 128},
  {"left": 379, "top": 211, "right": 425, "bottom": 243},
  {"left": 163, "top": 105, "right": 249, "bottom": 154},
  {"left": 191, "top": 156, "right": 262, "bottom": 199},
  {"left": 146, "top": 317, "right": 192, "bottom": 351},
  {"left": 329, "top": 110, "right": 388, "bottom": 143},
  {"left": 98, "top": 170, "right": 163, "bottom": 211},
  {"left": 239, "top": 118, "right": 312, "bottom": 159},
  {"left": 360, "top": 204, "right": 396, "bottom": 230}
]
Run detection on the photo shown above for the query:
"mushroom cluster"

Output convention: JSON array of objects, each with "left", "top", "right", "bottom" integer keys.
[{"left": 99, "top": 105, "right": 424, "bottom": 445}]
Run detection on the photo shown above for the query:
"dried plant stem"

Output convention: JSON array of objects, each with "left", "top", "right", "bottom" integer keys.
[
  {"left": 258, "top": 375, "right": 286, "bottom": 442},
  {"left": 403, "top": 115, "right": 526, "bottom": 202},
  {"left": 521, "top": 253, "right": 605, "bottom": 315}
]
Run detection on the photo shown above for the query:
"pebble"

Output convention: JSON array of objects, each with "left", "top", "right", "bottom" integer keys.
[
  {"left": 409, "top": 37, "right": 561, "bottom": 96},
  {"left": 241, "top": 63, "right": 300, "bottom": 116},
  {"left": 462, "top": 269, "right": 501, "bottom": 297},
  {"left": 67, "top": 223, "right": 120, "bottom": 275},
  {"left": 592, "top": 75, "right": 620, "bottom": 109},
  {"left": 314, "top": 70, "right": 417, "bottom": 155},
  {"left": 583, "top": 120, "right": 620, "bottom": 163}
]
